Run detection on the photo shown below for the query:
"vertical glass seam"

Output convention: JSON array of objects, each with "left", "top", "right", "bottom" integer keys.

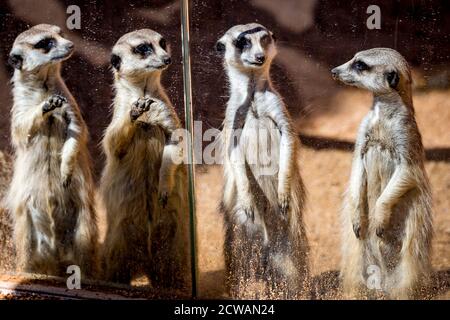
[{"left": 180, "top": 0, "right": 198, "bottom": 298}]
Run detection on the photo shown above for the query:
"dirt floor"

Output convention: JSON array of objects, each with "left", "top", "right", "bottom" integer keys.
[{"left": 195, "top": 88, "right": 450, "bottom": 299}]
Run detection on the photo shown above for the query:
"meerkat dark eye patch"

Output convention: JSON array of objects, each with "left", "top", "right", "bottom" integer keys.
[
  {"left": 8, "top": 54, "right": 23, "bottom": 70},
  {"left": 110, "top": 54, "right": 121, "bottom": 70},
  {"left": 216, "top": 41, "right": 226, "bottom": 55},
  {"left": 159, "top": 38, "right": 167, "bottom": 50},
  {"left": 234, "top": 37, "right": 251, "bottom": 50},
  {"left": 34, "top": 37, "right": 56, "bottom": 53},
  {"left": 352, "top": 60, "right": 370, "bottom": 72},
  {"left": 234, "top": 27, "right": 268, "bottom": 51},
  {"left": 386, "top": 70, "right": 400, "bottom": 88},
  {"left": 133, "top": 43, "right": 153, "bottom": 57}
]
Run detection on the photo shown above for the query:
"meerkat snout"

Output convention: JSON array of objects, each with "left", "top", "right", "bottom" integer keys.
[
  {"left": 65, "top": 41, "right": 74, "bottom": 51},
  {"left": 331, "top": 48, "right": 410, "bottom": 94},
  {"left": 216, "top": 23, "right": 276, "bottom": 69},
  {"left": 330, "top": 67, "right": 339, "bottom": 79},
  {"left": 254, "top": 53, "right": 265, "bottom": 64}
]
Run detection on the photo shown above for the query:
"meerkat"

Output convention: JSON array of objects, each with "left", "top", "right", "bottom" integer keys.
[
  {"left": 100, "top": 29, "right": 189, "bottom": 288},
  {"left": 6, "top": 24, "right": 98, "bottom": 277},
  {"left": 216, "top": 23, "right": 309, "bottom": 299},
  {"left": 332, "top": 48, "right": 433, "bottom": 299}
]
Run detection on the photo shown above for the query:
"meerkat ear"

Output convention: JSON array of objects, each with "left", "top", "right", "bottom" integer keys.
[
  {"left": 386, "top": 70, "right": 400, "bottom": 89},
  {"left": 270, "top": 31, "right": 276, "bottom": 42},
  {"left": 110, "top": 54, "right": 121, "bottom": 71},
  {"left": 8, "top": 54, "right": 23, "bottom": 70},
  {"left": 216, "top": 40, "right": 226, "bottom": 55}
]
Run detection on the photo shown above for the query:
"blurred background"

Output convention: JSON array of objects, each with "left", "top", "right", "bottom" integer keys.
[
  {"left": 0, "top": 0, "right": 448, "bottom": 299},
  {"left": 190, "top": 0, "right": 450, "bottom": 298}
]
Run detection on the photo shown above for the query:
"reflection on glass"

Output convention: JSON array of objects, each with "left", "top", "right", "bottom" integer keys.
[{"left": 0, "top": 0, "right": 191, "bottom": 298}]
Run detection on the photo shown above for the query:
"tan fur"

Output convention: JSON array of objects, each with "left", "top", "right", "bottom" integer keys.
[
  {"left": 333, "top": 48, "right": 433, "bottom": 299},
  {"left": 6, "top": 24, "right": 98, "bottom": 277},
  {"left": 218, "top": 23, "right": 309, "bottom": 299},
  {"left": 100, "top": 29, "right": 189, "bottom": 288}
]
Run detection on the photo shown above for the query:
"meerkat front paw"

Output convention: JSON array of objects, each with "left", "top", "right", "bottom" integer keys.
[
  {"left": 352, "top": 220, "right": 362, "bottom": 239},
  {"left": 236, "top": 208, "right": 255, "bottom": 224},
  {"left": 130, "top": 97, "right": 155, "bottom": 122},
  {"left": 374, "top": 218, "right": 386, "bottom": 238},
  {"left": 352, "top": 210, "right": 368, "bottom": 240},
  {"left": 158, "top": 178, "right": 174, "bottom": 209},
  {"left": 158, "top": 191, "right": 169, "bottom": 208},
  {"left": 375, "top": 226, "right": 384, "bottom": 238},
  {"left": 61, "top": 164, "right": 73, "bottom": 188},
  {"left": 43, "top": 94, "right": 67, "bottom": 114},
  {"left": 374, "top": 200, "right": 389, "bottom": 238},
  {"left": 62, "top": 173, "right": 72, "bottom": 188},
  {"left": 278, "top": 192, "right": 290, "bottom": 220},
  {"left": 158, "top": 185, "right": 171, "bottom": 209},
  {"left": 235, "top": 205, "right": 255, "bottom": 224},
  {"left": 349, "top": 198, "right": 367, "bottom": 239}
]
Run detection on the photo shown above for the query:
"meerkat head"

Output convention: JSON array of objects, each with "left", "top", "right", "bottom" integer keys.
[
  {"left": 8, "top": 24, "right": 74, "bottom": 73},
  {"left": 216, "top": 23, "right": 277, "bottom": 71},
  {"left": 110, "top": 29, "right": 171, "bottom": 77},
  {"left": 331, "top": 48, "right": 411, "bottom": 94}
]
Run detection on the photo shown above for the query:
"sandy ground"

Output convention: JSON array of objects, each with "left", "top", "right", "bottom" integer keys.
[
  {"left": 195, "top": 88, "right": 450, "bottom": 299},
  {"left": 195, "top": 156, "right": 450, "bottom": 299}
]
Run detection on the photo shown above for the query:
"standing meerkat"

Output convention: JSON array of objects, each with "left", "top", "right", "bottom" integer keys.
[
  {"left": 6, "top": 24, "right": 98, "bottom": 277},
  {"left": 332, "top": 48, "right": 433, "bottom": 299},
  {"left": 216, "top": 23, "right": 309, "bottom": 299},
  {"left": 100, "top": 29, "right": 189, "bottom": 288}
]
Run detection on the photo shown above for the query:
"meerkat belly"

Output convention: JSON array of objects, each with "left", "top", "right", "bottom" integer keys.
[
  {"left": 363, "top": 140, "right": 403, "bottom": 268},
  {"left": 17, "top": 117, "right": 67, "bottom": 193},
  {"left": 109, "top": 126, "right": 165, "bottom": 223},
  {"left": 241, "top": 115, "right": 280, "bottom": 204},
  {"left": 10, "top": 116, "right": 69, "bottom": 254},
  {"left": 130, "top": 126, "right": 165, "bottom": 178},
  {"left": 364, "top": 146, "right": 394, "bottom": 213}
]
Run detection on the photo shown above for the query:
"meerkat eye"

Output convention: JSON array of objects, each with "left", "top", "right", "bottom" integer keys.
[
  {"left": 235, "top": 37, "right": 251, "bottom": 50},
  {"left": 134, "top": 43, "right": 153, "bottom": 56},
  {"left": 353, "top": 60, "right": 370, "bottom": 72},
  {"left": 34, "top": 37, "right": 56, "bottom": 52},
  {"left": 260, "top": 34, "right": 271, "bottom": 46},
  {"left": 159, "top": 38, "right": 167, "bottom": 50}
]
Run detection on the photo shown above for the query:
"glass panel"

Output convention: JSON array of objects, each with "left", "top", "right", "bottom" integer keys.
[
  {"left": 190, "top": 0, "right": 450, "bottom": 299},
  {"left": 0, "top": 0, "right": 191, "bottom": 298}
]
